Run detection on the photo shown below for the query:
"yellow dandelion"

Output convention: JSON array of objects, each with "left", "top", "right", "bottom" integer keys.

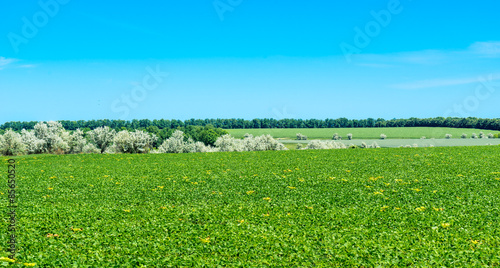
[
  {"left": 263, "top": 213, "right": 270, "bottom": 217},
  {"left": 238, "top": 219, "right": 245, "bottom": 224},
  {"left": 0, "top": 257, "right": 15, "bottom": 263},
  {"left": 441, "top": 223, "right": 451, "bottom": 228},
  {"left": 48, "top": 187, "right": 53, "bottom": 190},
  {"left": 305, "top": 206, "right": 313, "bottom": 210},
  {"left": 415, "top": 206, "right": 426, "bottom": 212},
  {"left": 246, "top": 191, "right": 255, "bottom": 195},
  {"left": 24, "top": 263, "right": 36, "bottom": 266},
  {"left": 287, "top": 186, "right": 296, "bottom": 189},
  {"left": 157, "top": 186, "right": 164, "bottom": 189},
  {"left": 263, "top": 197, "right": 271, "bottom": 201},
  {"left": 395, "top": 207, "right": 401, "bottom": 210},
  {"left": 471, "top": 239, "right": 480, "bottom": 244},
  {"left": 373, "top": 191, "right": 383, "bottom": 195},
  {"left": 199, "top": 237, "right": 211, "bottom": 243},
  {"left": 413, "top": 188, "right": 422, "bottom": 192},
  {"left": 380, "top": 205, "right": 389, "bottom": 212},
  {"left": 123, "top": 209, "right": 131, "bottom": 212}
]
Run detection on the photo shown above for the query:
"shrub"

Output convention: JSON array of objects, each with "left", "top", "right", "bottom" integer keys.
[
  {"left": 158, "top": 130, "right": 191, "bottom": 153},
  {"left": 67, "top": 129, "right": 90, "bottom": 154},
  {"left": 461, "top": 133, "right": 467, "bottom": 139},
  {"left": 445, "top": 134, "right": 452, "bottom": 139},
  {"left": 113, "top": 130, "right": 158, "bottom": 154},
  {"left": 487, "top": 133, "right": 494, "bottom": 139},
  {"left": 479, "top": 132, "right": 485, "bottom": 139},
  {"left": 332, "top": 133, "right": 342, "bottom": 140},
  {"left": 420, "top": 136, "right": 426, "bottom": 139},
  {"left": 347, "top": 133, "right": 352, "bottom": 140},
  {"left": 296, "top": 133, "right": 307, "bottom": 140},
  {"left": 0, "top": 130, "right": 25, "bottom": 156},
  {"left": 214, "top": 134, "right": 287, "bottom": 152},
  {"left": 471, "top": 133, "right": 478, "bottom": 139},
  {"left": 380, "top": 134, "right": 387, "bottom": 140},
  {"left": 296, "top": 143, "right": 303, "bottom": 150},
  {"left": 305, "top": 140, "right": 347, "bottom": 150},
  {"left": 21, "top": 129, "right": 46, "bottom": 154},
  {"left": 33, "top": 121, "right": 69, "bottom": 153},
  {"left": 348, "top": 144, "right": 358, "bottom": 149},
  {"left": 87, "top": 126, "right": 116, "bottom": 153}
]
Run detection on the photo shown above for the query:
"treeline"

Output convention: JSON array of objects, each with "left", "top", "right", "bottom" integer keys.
[{"left": 2, "top": 117, "right": 500, "bottom": 132}]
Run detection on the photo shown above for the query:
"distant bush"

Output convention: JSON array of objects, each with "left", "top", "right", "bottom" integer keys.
[
  {"left": 479, "top": 132, "right": 485, "bottom": 139},
  {"left": 332, "top": 133, "right": 342, "bottom": 140},
  {"left": 494, "top": 133, "right": 500, "bottom": 139},
  {"left": 445, "top": 134, "right": 452, "bottom": 139},
  {"left": 304, "top": 140, "right": 347, "bottom": 150},
  {"left": 487, "top": 133, "right": 494, "bottom": 139},
  {"left": 360, "top": 142, "right": 379, "bottom": 149},
  {"left": 296, "top": 143, "right": 303, "bottom": 150},
  {"left": 420, "top": 136, "right": 426, "bottom": 139},
  {"left": 471, "top": 133, "right": 478, "bottom": 139},
  {"left": 461, "top": 133, "right": 467, "bottom": 139},
  {"left": 347, "top": 133, "right": 352, "bottom": 140},
  {"left": 380, "top": 134, "right": 387, "bottom": 140},
  {"left": 296, "top": 133, "right": 307, "bottom": 140}
]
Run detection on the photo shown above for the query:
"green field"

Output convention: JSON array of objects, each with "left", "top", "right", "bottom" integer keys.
[
  {"left": 2, "top": 147, "right": 500, "bottom": 266},
  {"left": 227, "top": 127, "right": 500, "bottom": 140}
]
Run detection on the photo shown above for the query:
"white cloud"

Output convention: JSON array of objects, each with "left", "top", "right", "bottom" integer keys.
[
  {"left": 352, "top": 41, "right": 500, "bottom": 66},
  {"left": 468, "top": 41, "right": 500, "bottom": 58},
  {"left": 0, "top": 57, "right": 18, "bottom": 70}
]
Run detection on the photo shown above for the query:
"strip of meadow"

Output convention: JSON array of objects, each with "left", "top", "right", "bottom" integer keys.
[{"left": 1, "top": 146, "right": 500, "bottom": 266}]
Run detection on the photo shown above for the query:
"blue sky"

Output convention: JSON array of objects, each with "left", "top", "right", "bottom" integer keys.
[{"left": 1, "top": 0, "right": 500, "bottom": 123}]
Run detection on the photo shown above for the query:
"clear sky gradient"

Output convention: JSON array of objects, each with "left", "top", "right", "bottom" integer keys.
[{"left": 1, "top": 0, "right": 500, "bottom": 123}]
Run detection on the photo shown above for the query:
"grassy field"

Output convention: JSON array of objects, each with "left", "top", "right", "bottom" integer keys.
[
  {"left": 282, "top": 138, "right": 500, "bottom": 149},
  {"left": 226, "top": 127, "right": 500, "bottom": 140},
  {"left": 2, "top": 147, "right": 500, "bottom": 266}
]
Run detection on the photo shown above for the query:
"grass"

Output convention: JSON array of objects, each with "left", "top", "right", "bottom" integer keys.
[
  {"left": 226, "top": 127, "right": 500, "bottom": 140},
  {"left": 281, "top": 138, "right": 500, "bottom": 148},
  {"left": 2, "top": 146, "right": 500, "bottom": 266}
]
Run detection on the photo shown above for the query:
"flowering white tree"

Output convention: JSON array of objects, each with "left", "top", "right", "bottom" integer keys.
[
  {"left": 215, "top": 134, "right": 245, "bottom": 152},
  {"left": 0, "top": 130, "right": 25, "bottom": 156},
  {"left": 215, "top": 134, "right": 287, "bottom": 152},
  {"left": 304, "top": 140, "right": 347, "bottom": 150},
  {"left": 112, "top": 130, "right": 158, "bottom": 153},
  {"left": 87, "top": 126, "right": 116, "bottom": 153},
  {"left": 32, "top": 121, "right": 69, "bottom": 153},
  {"left": 21, "top": 129, "right": 46, "bottom": 154},
  {"left": 157, "top": 130, "right": 187, "bottom": 153}
]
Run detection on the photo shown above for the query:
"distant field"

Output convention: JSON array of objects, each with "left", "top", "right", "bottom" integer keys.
[
  {"left": 280, "top": 138, "right": 500, "bottom": 148},
  {"left": 227, "top": 127, "right": 500, "bottom": 140}
]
